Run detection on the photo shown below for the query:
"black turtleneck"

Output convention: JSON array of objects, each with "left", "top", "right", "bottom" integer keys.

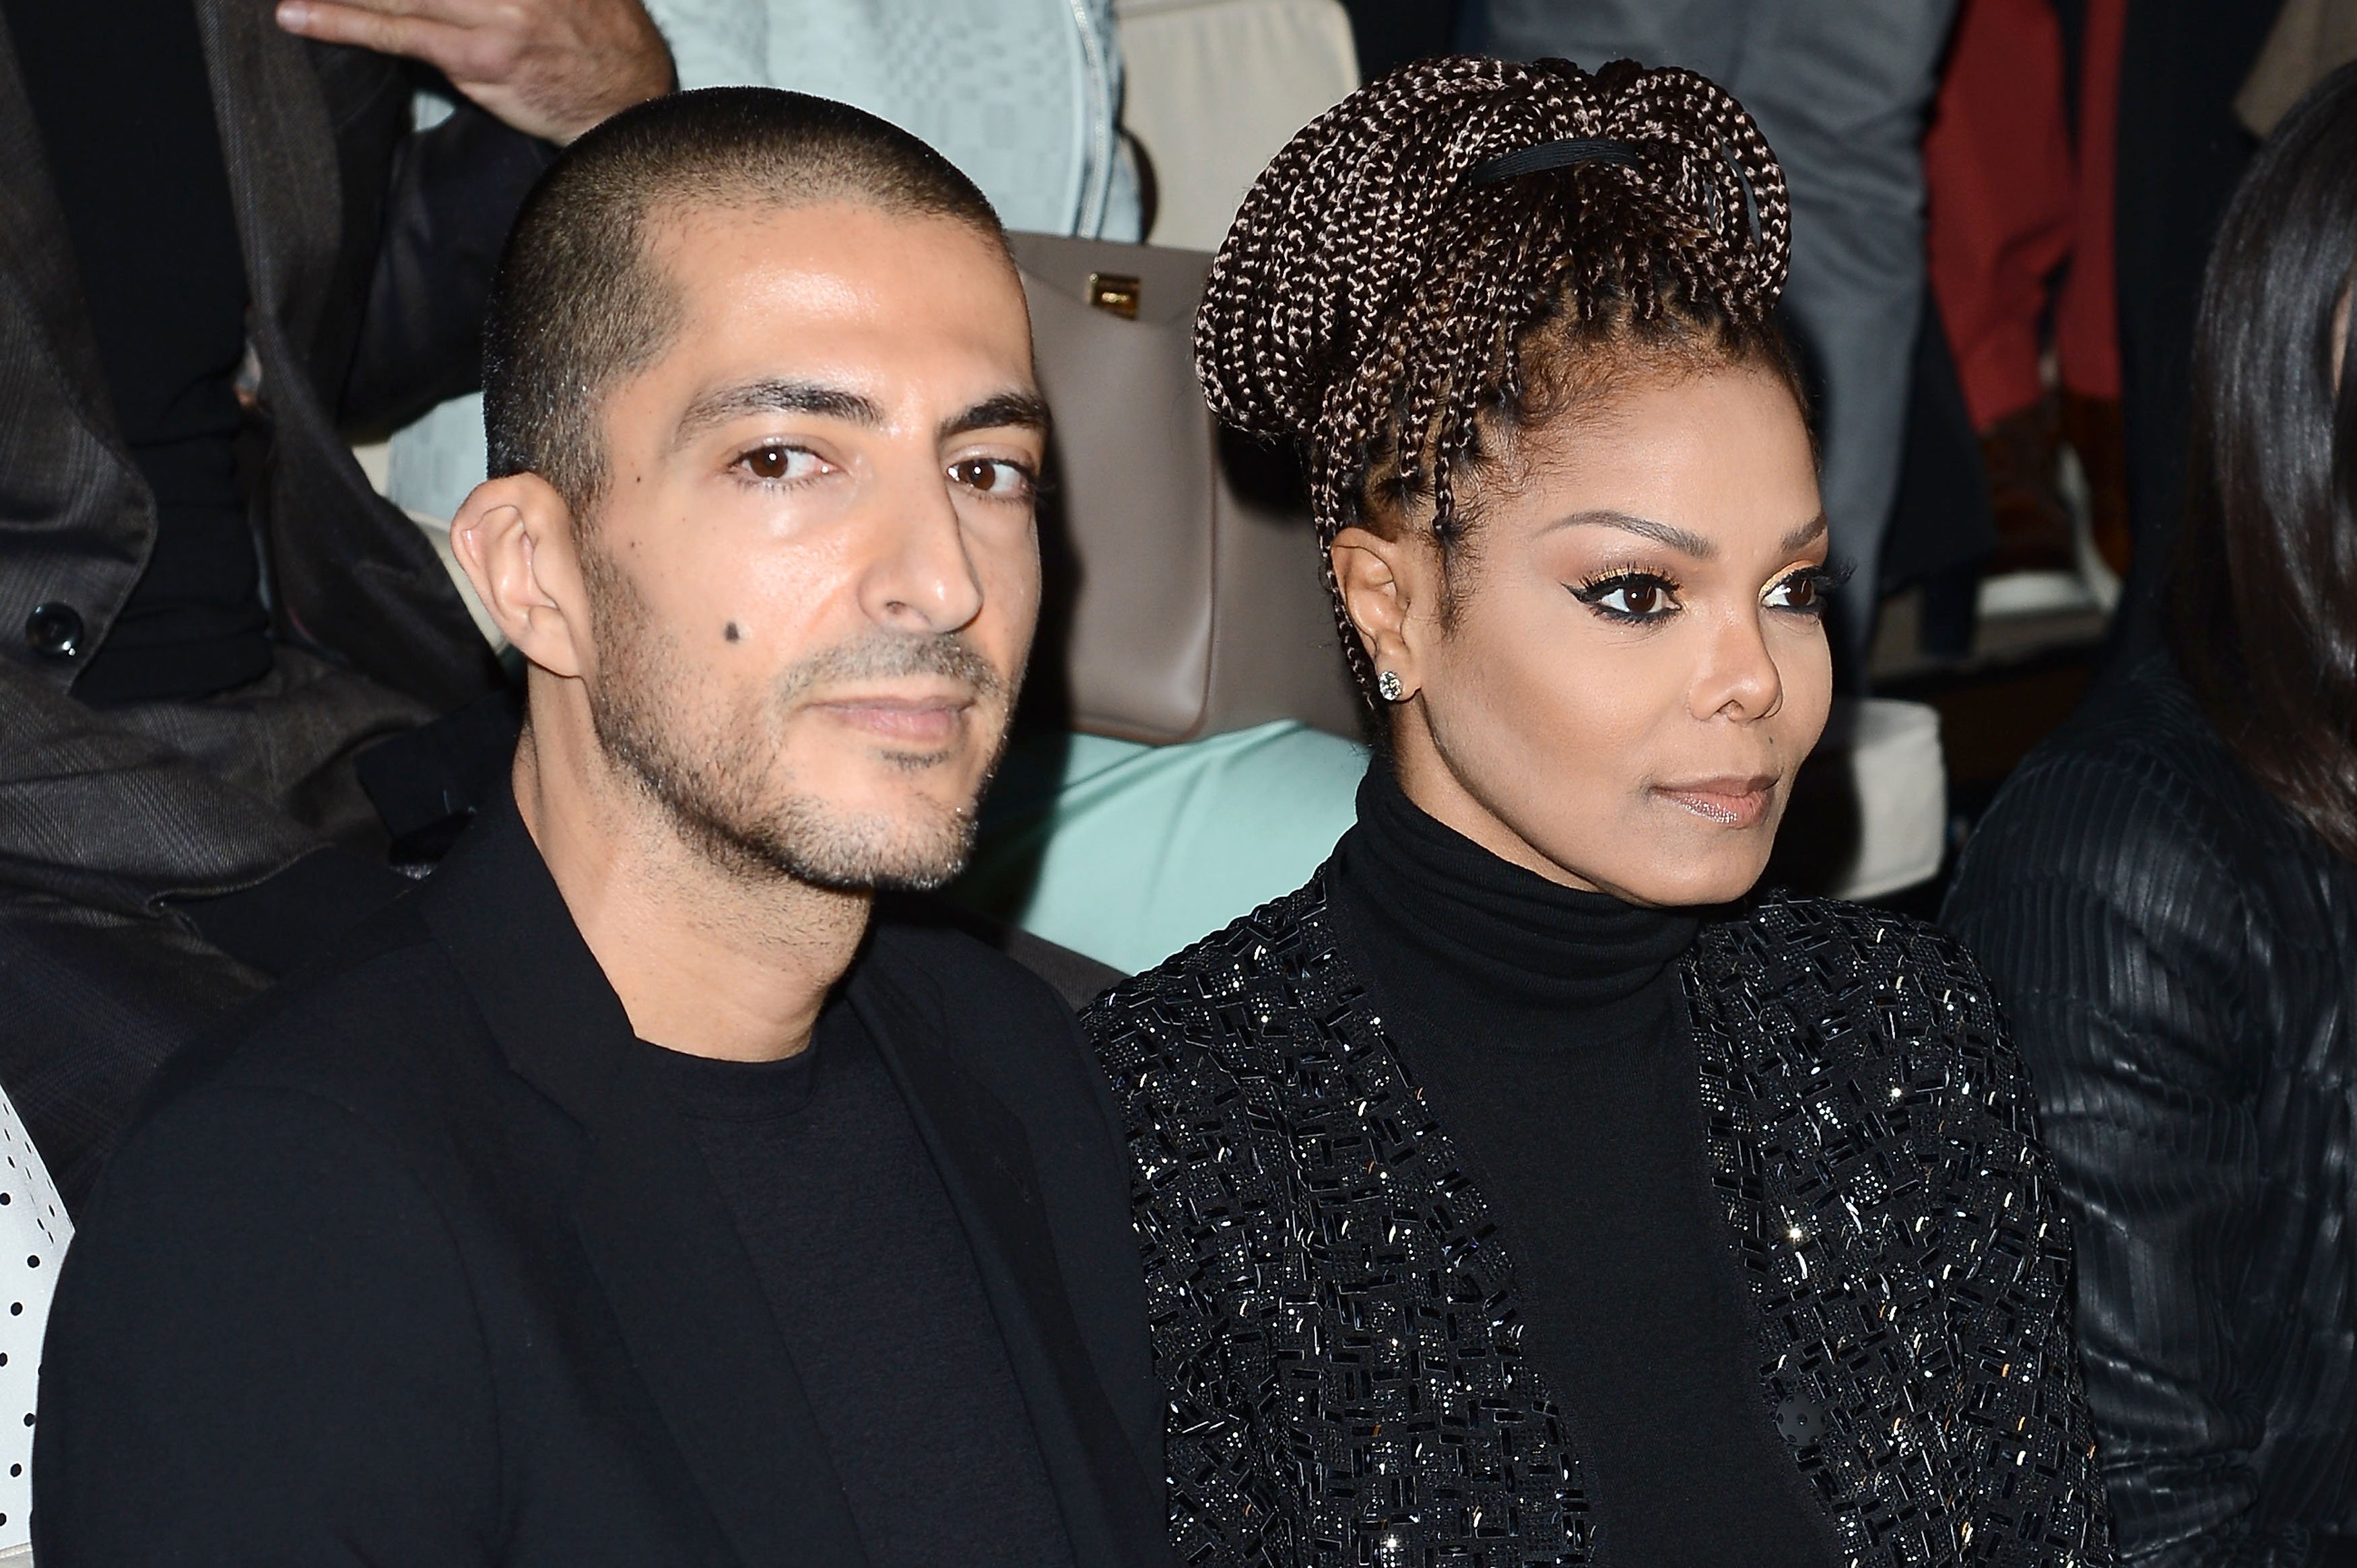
[{"left": 1324, "top": 766, "right": 1838, "bottom": 1568}]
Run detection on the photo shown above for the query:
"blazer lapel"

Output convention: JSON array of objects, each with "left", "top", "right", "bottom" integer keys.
[
  {"left": 851, "top": 959, "right": 1171, "bottom": 1568},
  {"left": 191, "top": 0, "right": 339, "bottom": 370},
  {"left": 0, "top": 15, "right": 121, "bottom": 438},
  {"left": 420, "top": 802, "right": 869, "bottom": 1568}
]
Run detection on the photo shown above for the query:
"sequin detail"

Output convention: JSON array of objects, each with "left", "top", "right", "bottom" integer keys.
[{"left": 1086, "top": 879, "right": 2113, "bottom": 1568}]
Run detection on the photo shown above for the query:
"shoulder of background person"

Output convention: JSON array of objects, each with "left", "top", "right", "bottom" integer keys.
[{"left": 1944, "top": 652, "right": 2292, "bottom": 946}]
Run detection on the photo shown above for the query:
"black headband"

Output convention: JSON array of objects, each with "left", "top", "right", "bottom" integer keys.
[
  {"left": 1465, "top": 134, "right": 1764, "bottom": 246},
  {"left": 1468, "top": 137, "right": 1639, "bottom": 185}
]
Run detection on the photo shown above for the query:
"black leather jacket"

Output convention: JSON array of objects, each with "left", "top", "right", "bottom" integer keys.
[{"left": 1946, "top": 655, "right": 2357, "bottom": 1567}]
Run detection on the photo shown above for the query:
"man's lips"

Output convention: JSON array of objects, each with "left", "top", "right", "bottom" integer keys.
[
  {"left": 1653, "top": 774, "right": 1780, "bottom": 829},
  {"left": 805, "top": 690, "right": 974, "bottom": 745}
]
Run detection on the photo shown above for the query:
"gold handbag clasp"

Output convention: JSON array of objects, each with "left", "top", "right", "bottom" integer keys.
[{"left": 1085, "top": 272, "right": 1142, "bottom": 320}]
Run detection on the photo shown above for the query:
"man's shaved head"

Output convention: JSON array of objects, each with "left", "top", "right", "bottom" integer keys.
[{"left": 481, "top": 86, "right": 1008, "bottom": 520}]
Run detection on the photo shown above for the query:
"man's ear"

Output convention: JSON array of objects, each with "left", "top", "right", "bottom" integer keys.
[
  {"left": 1331, "top": 526, "right": 1428, "bottom": 699},
  {"left": 450, "top": 473, "right": 593, "bottom": 680}
]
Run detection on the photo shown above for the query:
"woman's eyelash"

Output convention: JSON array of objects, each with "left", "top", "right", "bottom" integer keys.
[
  {"left": 1570, "top": 570, "right": 1681, "bottom": 621},
  {"left": 1765, "top": 561, "right": 1851, "bottom": 611}
]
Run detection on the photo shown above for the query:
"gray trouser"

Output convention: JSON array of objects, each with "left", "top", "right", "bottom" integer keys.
[{"left": 1466, "top": 0, "right": 1960, "bottom": 666}]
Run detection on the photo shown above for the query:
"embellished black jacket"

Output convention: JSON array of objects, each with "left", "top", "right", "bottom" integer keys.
[{"left": 1084, "top": 879, "right": 2113, "bottom": 1568}]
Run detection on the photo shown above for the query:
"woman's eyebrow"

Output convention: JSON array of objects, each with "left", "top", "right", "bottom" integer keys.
[
  {"left": 1781, "top": 514, "right": 1829, "bottom": 553},
  {"left": 1550, "top": 508, "right": 1717, "bottom": 558}
]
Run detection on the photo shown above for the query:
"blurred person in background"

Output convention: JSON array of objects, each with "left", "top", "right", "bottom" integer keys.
[
  {"left": 1088, "top": 56, "right": 2111, "bottom": 1568},
  {"left": 2106, "top": 0, "right": 2289, "bottom": 659},
  {"left": 0, "top": 0, "right": 669, "bottom": 1204},
  {"left": 387, "top": 0, "right": 1138, "bottom": 523},
  {"left": 1921, "top": 0, "right": 2131, "bottom": 596},
  {"left": 1944, "top": 63, "right": 2357, "bottom": 1566},
  {"left": 1460, "top": 0, "right": 1958, "bottom": 673}
]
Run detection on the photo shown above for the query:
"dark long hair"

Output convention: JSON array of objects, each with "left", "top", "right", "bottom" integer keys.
[
  {"left": 2169, "top": 62, "right": 2357, "bottom": 862},
  {"left": 1193, "top": 55, "right": 1796, "bottom": 697}
]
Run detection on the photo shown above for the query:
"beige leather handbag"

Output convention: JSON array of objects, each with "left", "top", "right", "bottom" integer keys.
[
  {"left": 2237, "top": 0, "right": 2357, "bottom": 135},
  {"left": 1009, "top": 232, "right": 1363, "bottom": 745}
]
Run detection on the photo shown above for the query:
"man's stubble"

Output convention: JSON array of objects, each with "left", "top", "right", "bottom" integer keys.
[{"left": 576, "top": 536, "right": 1016, "bottom": 893}]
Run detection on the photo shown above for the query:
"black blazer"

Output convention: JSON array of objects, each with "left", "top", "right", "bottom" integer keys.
[
  {"left": 32, "top": 800, "right": 1170, "bottom": 1568},
  {"left": 1945, "top": 654, "right": 2357, "bottom": 1565},
  {"left": 1086, "top": 880, "right": 2115, "bottom": 1568}
]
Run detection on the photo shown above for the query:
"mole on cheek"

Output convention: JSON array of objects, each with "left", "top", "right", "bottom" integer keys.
[{"left": 723, "top": 621, "right": 742, "bottom": 643}]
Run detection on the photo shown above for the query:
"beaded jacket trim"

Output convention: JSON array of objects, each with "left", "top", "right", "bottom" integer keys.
[{"left": 1084, "top": 879, "right": 2113, "bottom": 1568}]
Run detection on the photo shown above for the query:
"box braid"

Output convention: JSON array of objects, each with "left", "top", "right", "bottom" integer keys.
[{"left": 1196, "top": 55, "right": 1795, "bottom": 697}]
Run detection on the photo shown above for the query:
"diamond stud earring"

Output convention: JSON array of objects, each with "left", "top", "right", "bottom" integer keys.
[{"left": 1376, "top": 670, "right": 1406, "bottom": 702}]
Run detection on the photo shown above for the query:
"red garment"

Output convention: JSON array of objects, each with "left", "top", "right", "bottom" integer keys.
[
  {"left": 1924, "top": 0, "right": 2075, "bottom": 428},
  {"left": 1923, "top": 0, "right": 2125, "bottom": 430},
  {"left": 2057, "top": 0, "right": 2125, "bottom": 401}
]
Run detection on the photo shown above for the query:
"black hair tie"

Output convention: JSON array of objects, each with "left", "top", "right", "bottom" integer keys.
[
  {"left": 1467, "top": 134, "right": 1765, "bottom": 250},
  {"left": 1467, "top": 137, "right": 1639, "bottom": 186}
]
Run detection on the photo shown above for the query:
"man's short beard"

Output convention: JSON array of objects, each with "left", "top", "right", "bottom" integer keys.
[{"left": 578, "top": 541, "right": 1011, "bottom": 893}]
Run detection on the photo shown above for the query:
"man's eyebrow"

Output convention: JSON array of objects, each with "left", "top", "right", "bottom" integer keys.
[
  {"left": 671, "top": 379, "right": 884, "bottom": 449},
  {"left": 939, "top": 390, "right": 1051, "bottom": 441},
  {"left": 1550, "top": 508, "right": 1717, "bottom": 559},
  {"left": 1781, "top": 513, "right": 1830, "bottom": 554}
]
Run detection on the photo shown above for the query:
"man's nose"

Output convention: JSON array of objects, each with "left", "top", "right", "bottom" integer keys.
[{"left": 856, "top": 461, "right": 987, "bottom": 635}]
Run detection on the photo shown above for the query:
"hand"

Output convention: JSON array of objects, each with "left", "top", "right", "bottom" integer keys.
[{"left": 277, "top": 0, "right": 675, "bottom": 145}]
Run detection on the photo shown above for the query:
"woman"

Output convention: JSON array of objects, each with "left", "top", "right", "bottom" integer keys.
[
  {"left": 1084, "top": 56, "right": 2112, "bottom": 1568},
  {"left": 1944, "top": 65, "right": 2357, "bottom": 1566}
]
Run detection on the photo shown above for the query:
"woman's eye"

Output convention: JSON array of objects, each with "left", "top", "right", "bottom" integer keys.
[
  {"left": 736, "top": 444, "right": 826, "bottom": 483},
  {"left": 949, "top": 457, "right": 1034, "bottom": 498},
  {"left": 1572, "top": 572, "right": 1681, "bottom": 621},
  {"left": 1764, "top": 567, "right": 1834, "bottom": 615}
]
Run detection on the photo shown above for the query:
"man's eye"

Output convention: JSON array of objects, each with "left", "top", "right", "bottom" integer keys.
[
  {"left": 949, "top": 458, "right": 1034, "bottom": 498},
  {"left": 737, "top": 444, "right": 824, "bottom": 483}
]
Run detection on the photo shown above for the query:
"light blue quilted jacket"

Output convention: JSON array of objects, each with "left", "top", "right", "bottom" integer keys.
[{"left": 385, "top": 0, "right": 1138, "bottom": 522}]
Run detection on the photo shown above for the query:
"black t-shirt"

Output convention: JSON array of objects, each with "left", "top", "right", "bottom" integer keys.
[
  {"left": 2, "top": 0, "right": 271, "bottom": 703},
  {"left": 644, "top": 1001, "right": 1078, "bottom": 1568}
]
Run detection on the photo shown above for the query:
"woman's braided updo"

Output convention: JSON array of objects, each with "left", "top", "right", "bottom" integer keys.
[{"left": 1196, "top": 55, "right": 1799, "bottom": 695}]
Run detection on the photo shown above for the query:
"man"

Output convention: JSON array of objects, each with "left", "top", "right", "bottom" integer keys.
[
  {"left": 33, "top": 88, "right": 1168, "bottom": 1568},
  {"left": 0, "top": 0, "right": 669, "bottom": 1205}
]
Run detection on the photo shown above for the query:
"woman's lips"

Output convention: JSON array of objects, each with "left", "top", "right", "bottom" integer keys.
[{"left": 1653, "top": 775, "right": 1779, "bottom": 829}]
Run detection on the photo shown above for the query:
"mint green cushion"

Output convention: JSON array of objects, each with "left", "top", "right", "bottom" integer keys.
[{"left": 952, "top": 722, "right": 1368, "bottom": 976}]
